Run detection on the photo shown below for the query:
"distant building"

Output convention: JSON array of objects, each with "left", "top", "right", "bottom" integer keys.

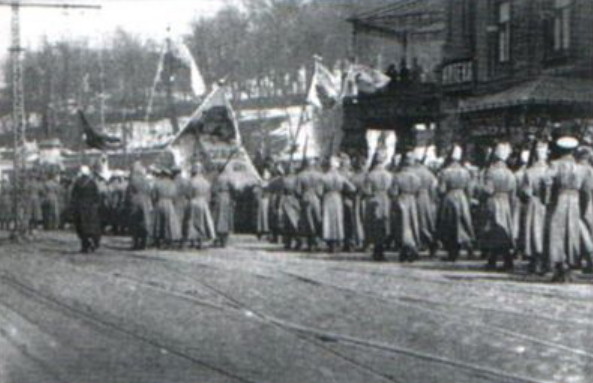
[{"left": 441, "top": 0, "right": 593, "bottom": 163}]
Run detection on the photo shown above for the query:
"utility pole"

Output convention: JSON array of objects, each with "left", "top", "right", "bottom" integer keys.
[{"left": 0, "top": 0, "right": 101, "bottom": 241}]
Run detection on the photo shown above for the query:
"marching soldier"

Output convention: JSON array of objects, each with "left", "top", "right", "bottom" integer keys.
[
  {"left": 480, "top": 142, "right": 517, "bottom": 271},
  {"left": 278, "top": 162, "right": 301, "bottom": 250},
  {"left": 414, "top": 151, "right": 439, "bottom": 257},
  {"left": 126, "top": 162, "right": 153, "bottom": 250},
  {"left": 548, "top": 136, "right": 593, "bottom": 282},
  {"left": 321, "top": 156, "right": 355, "bottom": 252},
  {"left": 349, "top": 155, "right": 367, "bottom": 250},
  {"left": 390, "top": 151, "right": 422, "bottom": 262},
  {"left": 184, "top": 162, "right": 216, "bottom": 249},
  {"left": 253, "top": 167, "right": 272, "bottom": 240},
  {"left": 152, "top": 167, "right": 182, "bottom": 249},
  {"left": 42, "top": 170, "right": 62, "bottom": 230},
  {"left": 363, "top": 150, "right": 393, "bottom": 261},
  {"left": 436, "top": 145, "right": 475, "bottom": 261},
  {"left": 211, "top": 165, "right": 235, "bottom": 248},
  {"left": 521, "top": 141, "right": 551, "bottom": 274},
  {"left": 174, "top": 167, "right": 192, "bottom": 247},
  {"left": 295, "top": 157, "right": 323, "bottom": 251}
]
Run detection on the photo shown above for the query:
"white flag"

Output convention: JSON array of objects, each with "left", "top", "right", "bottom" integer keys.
[
  {"left": 174, "top": 42, "right": 206, "bottom": 97},
  {"left": 306, "top": 60, "right": 340, "bottom": 110}
]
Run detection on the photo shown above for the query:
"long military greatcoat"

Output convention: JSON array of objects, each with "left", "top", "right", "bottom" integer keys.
[
  {"left": 212, "top": 173, "right": 235, "bottom": 236},
  {"left": 520, "top": 161, "right": 551, "bottom": 257},
  {"left": 363, "top": 165, "right": 393, "bottom": 244},
  {"left": 391, "top": 166, "right": 422, "bottom": 249},
  {"left": 321, "top": 169, "right": 355, "bottom": 241},
  {"left": 253, "top": 179, "right": 270, "bottom": 235},
  {"left": 278, "top": 173, "right": 300, "bottom": 235},
  {"left": 42, "top": 178, "right": 62, "bottom": 230},
  {"left": 350, "top": 169, "right": 367, "bottom": 246},
  {"left": 126, "top": 172, "right": 154, "bottom": 240},
  {"left": 414, "top": 164, "right": 438, "bottom": 247},
  {"left": 437, "top": 161, "right": 475, "bottom": 250},
  {"left": 71, "top": 174, "right": 102, "bottom": 239},
  {"left": 295, "top": 168, "right": 323, "bottom": 237},
  {"left": 184, "top": 174, "right": 216, "bottom": 241},
  {"left": 548, "top": 155, "right": 593, "bottom": 266},
  {"left": 479, "top": 161, "right": 517, "bottom": 251},
  {"left": 152, "top": 177, "right": 182, "bottom": 242}
]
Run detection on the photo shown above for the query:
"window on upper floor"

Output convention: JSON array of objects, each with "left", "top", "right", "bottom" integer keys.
[
  {"left": 498, "top": 1, "right": 511, "bottom": 63},
  {"left": 552, "top": 0, "right": 572, "bottom": 53}
]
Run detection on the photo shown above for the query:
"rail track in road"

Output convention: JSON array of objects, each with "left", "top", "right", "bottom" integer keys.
[
  {"left": 4, "top": 233, "right": 590, "bottom": 382},
  {"left": 0, "top": 273, "right": 260, "bottom": 383}
]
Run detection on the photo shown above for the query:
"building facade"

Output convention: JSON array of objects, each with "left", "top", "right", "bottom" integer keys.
[{"left": 441, "top": 0, "right": 593, "bottom": 163}]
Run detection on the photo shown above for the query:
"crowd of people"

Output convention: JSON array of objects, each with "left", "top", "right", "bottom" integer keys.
[
  {"left": 3, "top": 131, "right": 593, "bottom": 283},
  {"left": 254, "top": 133, "right": 593, "bottom": 283}
]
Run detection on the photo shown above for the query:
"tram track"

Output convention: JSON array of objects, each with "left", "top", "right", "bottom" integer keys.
[
  {"left": 5, "top": 234, "right": 586, "bottom": 382},
  {"left": 0, "top": 259, "right": 547, "bottom": 383}
]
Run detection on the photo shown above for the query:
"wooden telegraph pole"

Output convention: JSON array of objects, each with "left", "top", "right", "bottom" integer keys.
[{"left": 0, "top": 0, "right": 101, "bottom": 241}]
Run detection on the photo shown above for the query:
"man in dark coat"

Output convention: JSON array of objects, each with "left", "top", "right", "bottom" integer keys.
[{"left": 71, "top": 165, "right": 102, "bottom": 253}]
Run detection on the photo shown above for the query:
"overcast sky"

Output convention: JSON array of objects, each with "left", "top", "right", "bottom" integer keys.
[{"left": 0, "top": 0, "right": 232, "bottom": 62}]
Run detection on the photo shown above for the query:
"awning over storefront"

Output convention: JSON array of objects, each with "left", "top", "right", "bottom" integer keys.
[{"left": 458, "top": 77, "right": 593, "bottom": 113}]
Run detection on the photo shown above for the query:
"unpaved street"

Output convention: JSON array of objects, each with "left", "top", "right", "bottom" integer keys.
[{"left": 0, "top": 232, "right": 592, "bottom": 383}]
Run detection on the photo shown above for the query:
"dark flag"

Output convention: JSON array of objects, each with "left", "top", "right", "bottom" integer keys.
[{"left": 78, "top": 110, "right": 123, "bottom": 151}]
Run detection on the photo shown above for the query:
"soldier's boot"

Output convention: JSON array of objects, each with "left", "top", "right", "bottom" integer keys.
[
  {"left": 372, "top": 244, "right": 385, "bottom": 262},
  {"left": 428, "top": 243, "right": 438, "bottom": 258},
  {"left": 502, "top": 251, "right": 514, "bottom": 272},
  {"left": 485, "top": 252, "right": 497, "bottom": 271},
  {"left": 582, "top": 253, "right": 593, "bottom": 274},
  {"left": 551, "top": 263, "right": 570, "bottom": 283},
  {"left": 283, "top": 236, "right": 291, "bottom": 250}
]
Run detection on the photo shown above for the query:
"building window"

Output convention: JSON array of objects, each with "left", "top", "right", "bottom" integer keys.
[
  {"left": 553, "top": 0, "right": 572, "bottom": 52},
  {"left": 498, "top": 1, "right": 511, "bottom": 63}
]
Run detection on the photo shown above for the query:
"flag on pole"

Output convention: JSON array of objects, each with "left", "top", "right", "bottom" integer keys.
[
  {"left": 307, "top": 59, "right": 340, "bottom": 110},
  {"left": 342, "top": 63, "right": 391, "bottom": 96},
  {"left": 351, "top": 63, "right": 391, "bottom": 94},
  {"left": 78, "top": 110, "right": 123, "bottom": 151},
  {"left": 161, "top": 84, "right": 261, "bottom": 188},
  {"left": 174, "top": 42, "right": 206, "bottom": 97}
]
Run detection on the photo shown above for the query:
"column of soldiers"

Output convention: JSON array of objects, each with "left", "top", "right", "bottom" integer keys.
[{"left": 256, "top": 133, "right": 593, "bottom": 283}]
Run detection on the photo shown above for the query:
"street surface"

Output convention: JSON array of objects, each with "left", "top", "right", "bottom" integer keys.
[{"left": 0, "top": 231, "right": 592, "bottom": 383}]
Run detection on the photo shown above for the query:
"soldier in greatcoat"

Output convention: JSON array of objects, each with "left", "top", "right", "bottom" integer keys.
[
  {"left": 212, "top": 166, "right": 236, "bottom": 248},
  {"left": 520, "top": 141, "right": 552, "bottom": 274},
  {"left": 414, "top": 152, "right": 439, "bottom": 257},
  {"left": 174, "top": 167, "right": 192, "bottom": 247},
  {"left": 184, "top": 162, "right": 216, "bottom": 249},
  {"left": 108, "top": 170, "right": 128, "bottom": 235},
  {"left": 41, "top": 171, "right": 62, "bottom": 230},
  {"left": 27, "top": 169, "right": 44, "bottom": 231},
  {"left": 253, "top": 168, "right": 272, "bottom": 240},
  {"left": 436, "top": 145, "right": 475, "bottom": 261},
  {"left": 278, "top": 162, "right": 301, "bottom": 250},
  {"left": 152, "top": 168, "right": 182, "bottom": 249},
  {"left": 339, "top": 154, "right": 360, "bottom": 252},
  {"left": 363, "top": 150, "right": 393, "bottom": 261},
  {"left": 390, "top": 151, "right": 422, "bottom": 262},
  {"left": 321, "top": 156, "right": 355, "bottom": 252},
  {"left": 126, "top": 162, "right": 154, "bottom": 250},
  {"left": 295, "top": 157, "right": 323, "bottom": 251},
  {"left": 71, "top": 165, "right": 102, "bottom": 253},
  {"left": 267, "top": 164, "right": 285, "bottom": 244},
  {"left": 349, "top": 155, "right": 367, "bottom": 250},
  {"left": 479, "top": 142, "right": 517, "bottom": 271},
  {"left": 547, "top": 136, "right": 593, "bottom": 282}
]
